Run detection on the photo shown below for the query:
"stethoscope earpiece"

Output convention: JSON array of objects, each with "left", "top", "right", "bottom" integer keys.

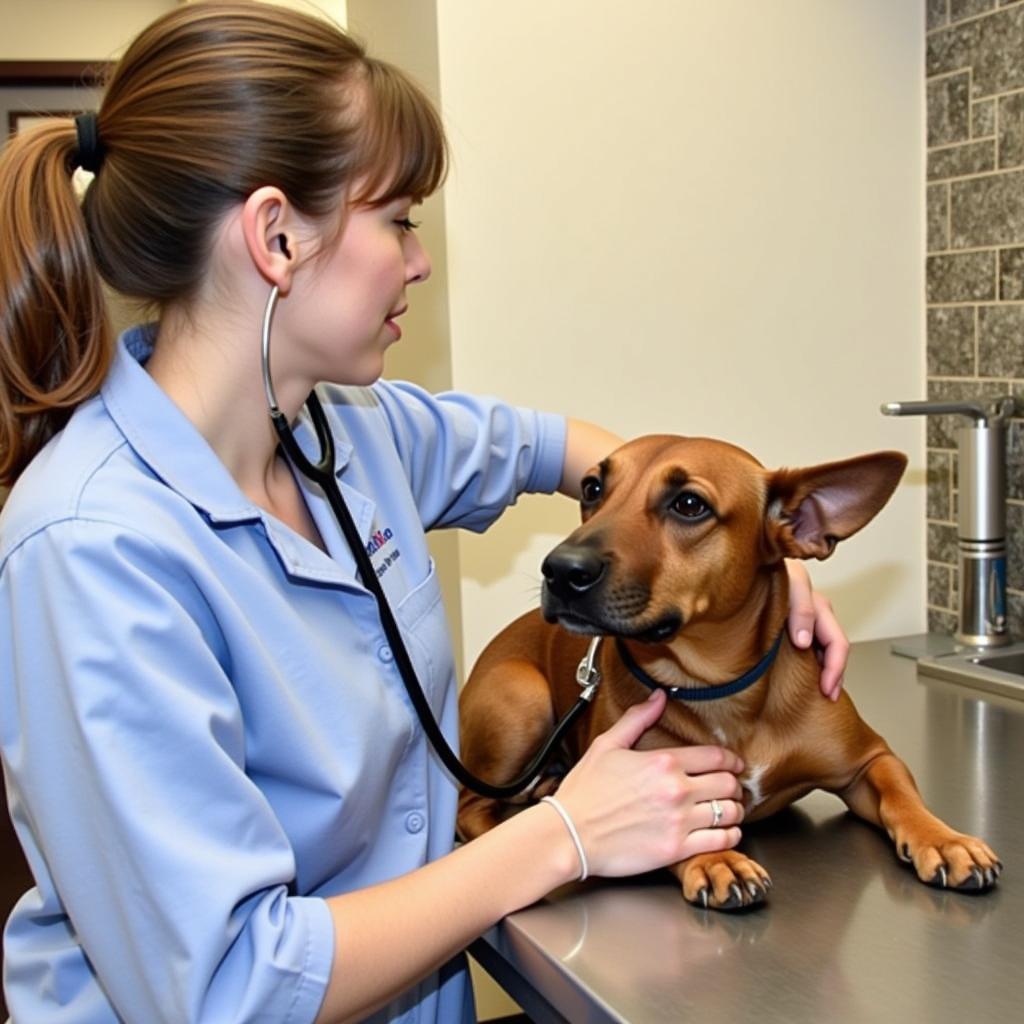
[{"left": 261, "top": 284, "right": 281, "bottom": 416}]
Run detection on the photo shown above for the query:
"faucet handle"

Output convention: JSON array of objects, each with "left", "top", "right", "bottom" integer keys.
[{"left": 881, "top": 397, "right": 1016, "bottom": 424}]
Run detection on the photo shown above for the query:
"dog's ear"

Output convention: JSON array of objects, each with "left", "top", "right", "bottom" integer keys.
[{"left": 763, "top": 451, "right": 907, "bottom": 561}]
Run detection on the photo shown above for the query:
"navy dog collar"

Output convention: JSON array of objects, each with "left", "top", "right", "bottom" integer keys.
[{"left": 615, "top": 630, "right": 785, "bottom": 701}]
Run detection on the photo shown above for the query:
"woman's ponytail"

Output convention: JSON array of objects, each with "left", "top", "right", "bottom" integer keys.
[{"left": 0, "top": 120, "right": 112, "bottom": 487}]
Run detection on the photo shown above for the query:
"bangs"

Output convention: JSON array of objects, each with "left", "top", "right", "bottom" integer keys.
[{"left": 349, "top": 59, "right": 448, "bottom": 207}]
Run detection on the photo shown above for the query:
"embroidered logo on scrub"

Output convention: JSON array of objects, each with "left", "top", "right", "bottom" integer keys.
[{"left": 366, "top": 526, "right": 401, "bottom": 579}]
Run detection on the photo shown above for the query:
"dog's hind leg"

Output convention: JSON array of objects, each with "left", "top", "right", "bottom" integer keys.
[
  {"left": 457, "top": 658, "right": 559, "bottom": 841},
  {"left": 841, "top": 752, "right": 1001, "bottom": 891}
]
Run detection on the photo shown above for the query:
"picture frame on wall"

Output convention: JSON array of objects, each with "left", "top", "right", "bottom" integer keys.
[
  {"left": 8, "top": 108, "right": 84, "bottom": 138},
  {"left": 0, "top": 60, "right": 109, "bottom": 152}
]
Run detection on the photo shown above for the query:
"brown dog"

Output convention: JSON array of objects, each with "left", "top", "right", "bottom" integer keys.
[{"left": 456, "top": 435, "right": 1001, "bottom": 909}]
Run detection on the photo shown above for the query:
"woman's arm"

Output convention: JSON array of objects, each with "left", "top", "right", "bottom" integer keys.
[
  {"left": 559, "top": 417, "right": 624, "bottom": 497},
  {"left": 315, "top": 795, "right": 574, "bottom": 1024},
  {"left": 315, "top": 691, "right": 744, "bottom": 1023}
]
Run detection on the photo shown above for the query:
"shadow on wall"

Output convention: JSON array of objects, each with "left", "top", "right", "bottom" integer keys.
[
  {"left": 810, "top": 562, "right": 912, "bottom": 639},
  {"left": 459, "top": 492, "right": 579, "bottom": 589}
]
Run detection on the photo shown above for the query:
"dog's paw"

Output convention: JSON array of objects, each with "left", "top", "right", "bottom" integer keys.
[
  {"left": 895, "top": 828, "right": 1002, "bottom": 893},
  {"left": 676, "top": 851, "right": 772, "bottom": 911}
]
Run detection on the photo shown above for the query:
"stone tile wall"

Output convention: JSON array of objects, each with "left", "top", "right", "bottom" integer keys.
[{"left": 926, "top": 0, "right": 1024, "bottom": 636}]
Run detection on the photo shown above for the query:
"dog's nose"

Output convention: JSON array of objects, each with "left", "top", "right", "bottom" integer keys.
[{"left": 541, "top": 544, "right": 606, "bottom": 600}]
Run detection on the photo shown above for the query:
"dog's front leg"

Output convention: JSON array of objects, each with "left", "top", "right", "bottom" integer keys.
[
  {"left": 669, "top": 851, "right": 772, "bottom": 911},
  {"left": 456, "top": 655, "right": 563, "bottom": 842},
  {"left": 841, "top": 753, "right": 1001, "bottom": 891}
]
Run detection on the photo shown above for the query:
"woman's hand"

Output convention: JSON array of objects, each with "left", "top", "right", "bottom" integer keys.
[
  {"left": 551, "top": 689, "right": 744, "bottom": 879},
  {"left": 785, "top": 559, "right": 849, "bottom": 701}
]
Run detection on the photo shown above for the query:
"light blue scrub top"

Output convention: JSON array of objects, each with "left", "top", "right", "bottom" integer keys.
[{"left": 0, "top": 325, "right": 567, "bottom": 1024}]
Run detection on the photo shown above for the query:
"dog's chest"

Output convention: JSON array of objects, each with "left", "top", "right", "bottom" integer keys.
[
  {"left": 741, "top": 762, "right": 769, "bottom": 810},
  {"left": 701, "top": 722, "right": 777, "bottom": 813},
  {"left": 647, "top": 708, "right": 774, "bottom": 808}
]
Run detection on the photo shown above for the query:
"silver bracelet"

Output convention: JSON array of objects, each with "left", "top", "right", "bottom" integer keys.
[{"left": 541, "top": 795, "right": 589, "bottom": 881}]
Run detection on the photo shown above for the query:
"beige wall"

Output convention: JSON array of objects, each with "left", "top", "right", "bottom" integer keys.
[
  {"left": 0, "top": 1, "right": 176, "bottom": 59},
  {"left": 251, "top": 0, "right": 346, "bottom": 25},
  {"left": 0, "top": 2, "right": 347, "bottom": 61},
  {"left": 435, "top": 0, "right": 926, "bottom": 664},
  {"left": 0, "top": 1, "right": 927, "bottom": 652},
  {"left": 3, "top": 1, "right": 924, "bottom": 656}
]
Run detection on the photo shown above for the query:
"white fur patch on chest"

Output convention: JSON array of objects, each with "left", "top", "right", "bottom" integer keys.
[{"left": 742, "top": 763, "right": 768, "bottom": 809}]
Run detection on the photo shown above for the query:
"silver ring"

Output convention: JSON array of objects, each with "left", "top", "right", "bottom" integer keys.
[{"left": 710, "top": 798, "right": 723, "bottom": 828}]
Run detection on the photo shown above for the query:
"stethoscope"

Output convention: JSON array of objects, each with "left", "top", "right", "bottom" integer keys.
[{"left": 261, "top": 285, "right": 601, "bottom": 799}]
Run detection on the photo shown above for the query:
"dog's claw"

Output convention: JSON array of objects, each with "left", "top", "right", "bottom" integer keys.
[
  {"left": 692, "top": 879, "right": 769, "bottom": 910},
  {"left": 956, "top": 868, "right": 980, "bottom": 891},
  {"left": 718, "top": 883, "right": 745, "bottom": 910},
  {"left": 745, "top": 881, "right": 768, "bottom": 905},
  {"left": 929, "top": 864, "right": 949, "bottom": 888},
  {"left": 953, "top": 866, "right": 996, "bottom": 893},
  {"left": 899, "top": 843, "right": 912, "bottom": 863}
]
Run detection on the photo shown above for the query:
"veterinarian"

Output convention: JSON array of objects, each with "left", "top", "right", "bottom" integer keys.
[{"left": 0, "top": 3, "right": 849, "bottom": 1022}]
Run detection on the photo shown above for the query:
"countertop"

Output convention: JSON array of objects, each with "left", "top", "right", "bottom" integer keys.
[{"left": 470, "top": 638, "right": 1023, "bottom": 1023}]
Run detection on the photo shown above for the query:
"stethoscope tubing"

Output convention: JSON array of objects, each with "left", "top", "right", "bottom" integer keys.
[{"left": 262, "top": 287, "right": 592, "bottom": 798}]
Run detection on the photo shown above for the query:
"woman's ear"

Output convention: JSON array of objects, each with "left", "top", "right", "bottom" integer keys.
[{"left": 240, "top": 186, "right": 300, "bottom": 294}]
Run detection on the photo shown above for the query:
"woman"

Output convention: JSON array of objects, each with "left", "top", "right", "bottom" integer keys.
[{"left": 0, "top": 3, "right": 846, "bottom": 1021}]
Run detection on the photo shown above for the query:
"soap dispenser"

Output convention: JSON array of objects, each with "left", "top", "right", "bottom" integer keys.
[{"left": 881, "top": 396, "right": 1016, "bottom": 647}]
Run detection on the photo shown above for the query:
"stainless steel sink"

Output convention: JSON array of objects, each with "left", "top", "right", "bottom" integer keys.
[
  {"left": 917, "top": 642, "right": 1024, "bottom": 701},
  {"left": 974, "top": 650, "right": 1024, "bottom": 675}
]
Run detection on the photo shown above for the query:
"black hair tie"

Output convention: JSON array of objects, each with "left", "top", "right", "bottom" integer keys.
[{"left": 74, "top": 112, "right": 105, "bottom": 174}]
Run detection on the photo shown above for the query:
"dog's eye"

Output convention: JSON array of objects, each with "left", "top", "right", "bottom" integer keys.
[
  {"left": 580, "top": 476, "right": 603, "bottom": 504},
  {"left": 671, "top": 491, "right": 711, "bottom": 520}
]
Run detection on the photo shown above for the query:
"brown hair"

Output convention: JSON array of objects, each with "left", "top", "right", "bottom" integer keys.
[{"left": 0, "top": 0, "right": 446, "bottom": 487}]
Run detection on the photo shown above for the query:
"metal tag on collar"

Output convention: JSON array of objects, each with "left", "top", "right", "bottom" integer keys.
[{"left": 575, "top": 636, "right": 603, "bottom": 702}]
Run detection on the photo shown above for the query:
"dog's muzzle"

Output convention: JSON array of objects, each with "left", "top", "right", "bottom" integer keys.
[{"left": 540, "top": 542, "right": 682, "bottom": 642}]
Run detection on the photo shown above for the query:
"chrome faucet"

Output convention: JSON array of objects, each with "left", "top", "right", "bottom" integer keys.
[{"left": 882, "top": 396, "right": 1016, "bottom": 647}]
